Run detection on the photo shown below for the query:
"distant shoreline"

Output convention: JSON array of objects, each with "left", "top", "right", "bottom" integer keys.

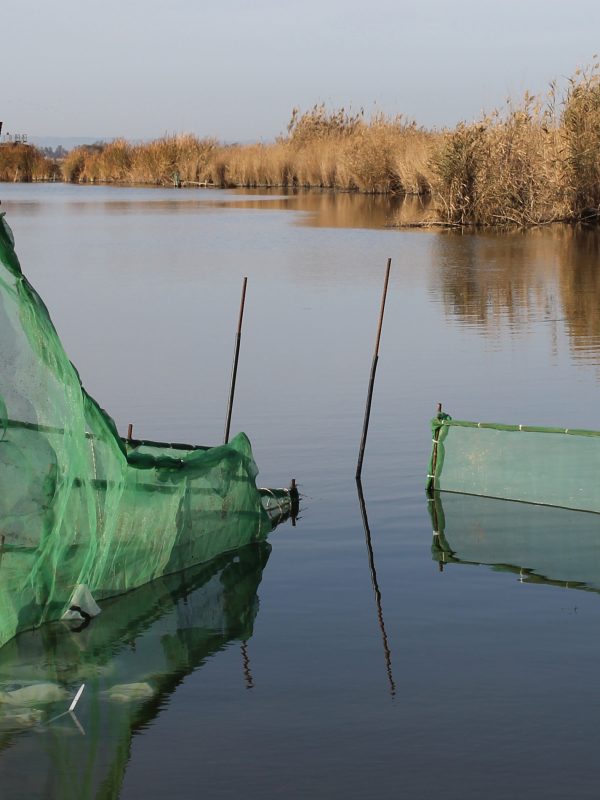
[{"left": 2, "top": 67, "right": 600, "bottom": 228}]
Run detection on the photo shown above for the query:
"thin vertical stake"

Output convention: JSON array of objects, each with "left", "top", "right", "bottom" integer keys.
[
  {"left": 224, "top": 277, "right": 248, "bottom": 444},
  {"left": 356, "top": 258, "right": 392, "bottom": 478},
  {"left": 427, "top": 402, "right": 443, "bottom": 495}
]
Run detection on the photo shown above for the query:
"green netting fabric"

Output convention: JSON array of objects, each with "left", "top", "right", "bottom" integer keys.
[
  {"left": 428, "top": 411, "right": 600, "bottom": 512},
  {"left": 0, "top": 212, "right": 290, "bottom": 649}
]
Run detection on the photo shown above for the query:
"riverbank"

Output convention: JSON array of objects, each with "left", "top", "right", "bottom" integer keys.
[{"left": 2, "top": 66, "right": 600, "bottom": 228}]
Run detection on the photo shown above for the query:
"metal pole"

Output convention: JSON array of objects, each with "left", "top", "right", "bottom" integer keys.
[
  {"left": 427, "top": 402, "right": 443, "bottom": 495},
  {"left": 224, "top": 277, "right": 248, "bottom": 444},
  {"left": 289, "top": 478, "right": 300, "bottom": 526},
  {"left": 356, "top": 258, "right": 392, "bottom": 478}
]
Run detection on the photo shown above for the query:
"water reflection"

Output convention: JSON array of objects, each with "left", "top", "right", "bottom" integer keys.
[
  {"left": 0, "top": 541, "right": 271, "bottom": 798},
  {"left": 431, "top": 226, "right": 600, "bottom": 363},
  {"left": 226, "top": 189, "right": 430, "bottom": 229},
  {"left": 558, "top": 227, "right": 600, "bottom": 362},
  {"left": 3, "top": 185, "right": 431, "bottom": 229},
  {"left": 431, "top": 229, "right": 560, "bottom": 334},
  {"left": 356, "top": 479, "right": 395, "bottom": 697},
  {"left": 429, "top": 491, "right": 600, "bottom": 592}
]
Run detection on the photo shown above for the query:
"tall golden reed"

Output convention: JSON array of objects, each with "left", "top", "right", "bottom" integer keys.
[
  {"left": 61, "top": 107, "right": 436, "bottom": 195},
  {"left": 0, "top": 144, "right": 58, "bottom": 182},
  {"left": 431, "top": 62, "right": 600, "bottom": 226}
]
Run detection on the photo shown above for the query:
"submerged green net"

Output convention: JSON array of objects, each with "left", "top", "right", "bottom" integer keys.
[
  {"left": 0, "top": 213, "right": 292, "bottom": 650},
  {"left": 428, "top": 412, "right": 600, "bottom": 512}
]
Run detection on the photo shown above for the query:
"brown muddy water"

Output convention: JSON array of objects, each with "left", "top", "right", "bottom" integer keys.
[{"left": 1, "top": 183, "right": 600, "bottom": 799}]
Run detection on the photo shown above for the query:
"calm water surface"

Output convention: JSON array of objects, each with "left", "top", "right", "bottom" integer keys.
[{"left": 2, "top": 184, "right": 600, "bottom": 799}]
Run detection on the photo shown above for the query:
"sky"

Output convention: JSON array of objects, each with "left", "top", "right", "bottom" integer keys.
[{"left": 3, "top": 0, "right": 600, "bottom": 143}]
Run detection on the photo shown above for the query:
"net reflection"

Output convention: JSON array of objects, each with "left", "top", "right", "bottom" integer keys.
[
  {"left": 429, "top": 491, "right": 600, "bottom": 592},
  {"left": 0, "top": 541, "right": 272, "bottom": 798}
]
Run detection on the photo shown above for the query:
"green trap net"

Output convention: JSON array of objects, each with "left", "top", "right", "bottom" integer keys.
[
  {"left": 0, "top": 213, "right": 294, "bottom": 650},
  {"left": 427, "top": 411, "right": 600, "bottom": 513}
]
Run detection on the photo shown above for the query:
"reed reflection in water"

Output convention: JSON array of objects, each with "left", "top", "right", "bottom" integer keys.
[
  {"left": 431, "top": 226, "right": 600, "bottom": 365},
  {"left": 223, "top": 189, "right": 432, "bottom": 229}
]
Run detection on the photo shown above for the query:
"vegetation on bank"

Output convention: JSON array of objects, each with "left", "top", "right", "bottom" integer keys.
[
  {"left": 433, "top": 67, "right": 600, "bottom": 227},
  {"left": 0, "top": 143, "right": 59, "bottom": 182},
  {"left": 59, "top": 110, "right": 435, "bottom": 196},
  {"left": 2, "top": 64, "right": 600, "bottom": 227}
]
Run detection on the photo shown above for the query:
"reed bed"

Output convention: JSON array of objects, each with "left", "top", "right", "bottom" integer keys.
[
  {"left": 5, "top": 64, "right": 600, "bottom": 228},
  {"left": 61, "top": 135, "right": 219, "bottom": 185},
  {"left": 61, "top": 108, "right": 437, "bottom": 195},
  {"left": 431, "top": 64, "right": 600, "bottom": 226},
  {"left": 431, "top": 102, "right": 567, "bottom": 227},
  {"left": 0, "top": 144, "right": 58, "bottom": 182}
]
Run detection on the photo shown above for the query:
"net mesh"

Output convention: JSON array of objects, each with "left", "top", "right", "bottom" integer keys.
[
  {"left": 428, "top": 412, "right": 600, "bottom": 512},
  {"left": 0, "top": 213, "right": 290, "bottom": 649}
]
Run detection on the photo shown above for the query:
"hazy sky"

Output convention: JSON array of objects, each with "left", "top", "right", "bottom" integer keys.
[{"left": 4, "top": 0, "right": 600, "bottom": 142}]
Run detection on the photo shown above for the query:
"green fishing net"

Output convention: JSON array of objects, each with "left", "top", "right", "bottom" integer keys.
[
  {"left": 0, "top": 212, "right": 291, "bottom": 649},
  {"left": 428, "top": 412, "right": 600, "bottom": 512}
]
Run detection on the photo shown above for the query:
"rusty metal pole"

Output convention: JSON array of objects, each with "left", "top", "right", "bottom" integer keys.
[
  {"left": 356, "top": 258, "right": 392, "bottom": 479},
  {"left": 224, "top": 277, "right": 248, "bottom": 444},
  {"left": 427, "top": 402, "right": 443, "bottom": 495}
]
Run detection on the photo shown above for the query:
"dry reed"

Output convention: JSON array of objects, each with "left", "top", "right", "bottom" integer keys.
[
  {"left": 431, "top": 63, "right": 600, "bottom": 226},
  {"left": 0, "top": 144, "right": 58, "bottom": 182},
  {"left": 60, "top": 107, "right": 436, "bottom": 195}
]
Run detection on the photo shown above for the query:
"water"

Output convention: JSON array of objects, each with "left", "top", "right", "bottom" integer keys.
[{"left": 2, "top": 184, "right": 600, "bottom": 798}]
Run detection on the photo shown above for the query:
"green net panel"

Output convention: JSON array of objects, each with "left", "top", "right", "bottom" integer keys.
[
  {"left": 0, "top": 212, "right": 293, "bottom": 650},
  {"left": 427, "top": 412, "right": 600, "bottom": 513}
]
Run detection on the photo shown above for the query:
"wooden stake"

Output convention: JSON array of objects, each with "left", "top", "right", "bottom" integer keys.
[
  {"left": 224, "top": 277, "right": 248, "bottom": 444},
  {"left": 356, "top": 258, "right": 392, "bottom": 478}
]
